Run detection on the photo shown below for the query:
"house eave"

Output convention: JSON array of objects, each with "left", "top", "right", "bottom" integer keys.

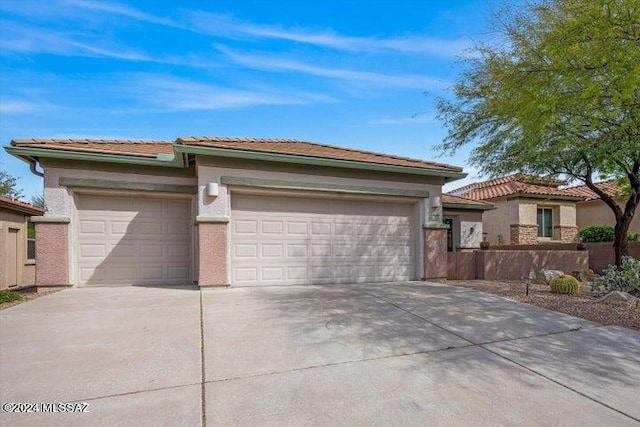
[
  {"left": 175, "top": 145, "right": 467, "bottom": 180},
  {"left": 443, "top": 202, "right": 496, "bottom": 211},
  {"left": 4, "top": 146, "right": 186, "bottom": 172}
]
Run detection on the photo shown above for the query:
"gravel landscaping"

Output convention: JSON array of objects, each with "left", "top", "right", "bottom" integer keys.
[
  {"left": 445, "top": 280, "right": 640, "bottom": 331},
  {"left": 0, "top": 288, "right": 61, "bottom": 311}
]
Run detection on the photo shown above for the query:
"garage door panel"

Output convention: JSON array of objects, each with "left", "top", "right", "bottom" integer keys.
[
  {"left": 261, "top": 220, "right": 284, "bottom": 234},
  {"left": 286, "top": 266, "right": 307, "bottom": 280},
  {"left": 77, "top": 195, "right": 191, "bottom": 285},
  {"left": 261, "top": 244, "right": 283, "bottom": 258},
  {"left": 310, "top": 222, "right": 331, "bottom": 235},
  {"left": 79, "top": 244, "right": 106, "bottom": 258},
  {"left": 167, "top": 243, "right": 190, "bottom": 258},
  {"left": 80, "top": 220, "right": 107, "bottom": 235},
  {"left": 235, "top": 268, "right": 258, "bottom": 282},
  {"left": 286, "top": 245, "right": 307, "bottom": 258},
  {"left": 235, "top": 220, "right": 258, "bottom": 235}
]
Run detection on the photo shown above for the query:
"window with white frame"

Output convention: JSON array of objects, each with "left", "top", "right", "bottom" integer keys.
[{"left": 537, "top": 208, "right": 553, "bottom": 238}]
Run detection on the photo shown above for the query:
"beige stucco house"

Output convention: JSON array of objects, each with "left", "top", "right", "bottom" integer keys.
[
  {"left": 448, "top": 175, "right": 585, "bottom": 245},
  {"left": 567, "top": 181, "right": 640, "bottom": 234},
  {"left": 6, "top": 137, "right": 466, "bottom": 287},
  {"left": 0, "top": 195, "right": 44, "bottom": 289}
]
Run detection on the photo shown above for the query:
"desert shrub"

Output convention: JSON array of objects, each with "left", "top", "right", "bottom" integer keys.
[
  {"left": 0, "top": 291, "right": 22, "bottom": 303},
  {"left": 579, "top": 225, "right": 614, "bottom": 242},
  {"left": 579, "top": 225, "right": 640, "bottom": 242},
  {"left": 549, "top": 275, "right": 580, "bottom": 295},
  {"left": 592, "top": 256, "right": 640, "bottom": 297}
]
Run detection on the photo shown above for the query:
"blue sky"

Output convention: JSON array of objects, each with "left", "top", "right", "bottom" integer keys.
[{"left": 0, "top": 0, "right": 498, "bottom": 200}]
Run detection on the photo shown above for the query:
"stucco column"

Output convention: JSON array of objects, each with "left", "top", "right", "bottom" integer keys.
[
  {"left": 197, "top": 217, "right": 229, "bottom": 287},
  {"left": 423, "top": 226, "right": 448, "bottom": 280},
  {"left": 31, "top": 217, "right": 70, "bottom": 287}
]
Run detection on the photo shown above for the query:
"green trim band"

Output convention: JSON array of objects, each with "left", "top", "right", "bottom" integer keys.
[
  {"left": 176, "top": 145, "right": 466, "bottom": 180},
  {"left": 443, "top": 202, "right": 496, "bottom": 211},
  {"left": 5, "top": 147, "right": 185, "bottom": 168},
  {"left": 31, "top": 216, "right": 71, "bottom": 223},
  {"left": 220, "top": 176, "right": 430, "bottom": 198},
  {"left": 196, "top": 215, "right": 230, "bottom": 223},
  {"left": 59, "top": 178, "right": 197, "bottom": 194}
]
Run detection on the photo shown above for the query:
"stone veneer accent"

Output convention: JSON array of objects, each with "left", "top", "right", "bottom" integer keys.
[
  {"left": 555, "top": 225, "right": 578, "bottom": 243},
  {"left": 198, "top": 222, "right": 228, "bottom": 287},
  {"left": 423, "top": 227, "right": 448, "bottom": 279},
  {"left": 34, "top": 222, "right": 69, "bottom": 286},
  {"left": 510, "top": 224, "right": 539, "bottom": 245}
]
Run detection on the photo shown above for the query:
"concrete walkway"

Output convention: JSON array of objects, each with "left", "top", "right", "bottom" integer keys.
[{"left": 1, "top": 282, "right": 638, "bottom": 426}]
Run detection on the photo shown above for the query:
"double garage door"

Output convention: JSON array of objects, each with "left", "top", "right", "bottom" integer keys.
[
  {"left": 77, "top": 195, "right": 191, "bottom": 285},
  {"left": 230, "top": 194, "right": 417, "bottom": 286}
]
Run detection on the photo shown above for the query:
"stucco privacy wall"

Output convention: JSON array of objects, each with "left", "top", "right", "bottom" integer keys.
[
  {"left": 196, "top": 158, "right": 444, "bottom": 283},
  {"left": 43, "top": 165, "right": 197, "bottom": 285}
]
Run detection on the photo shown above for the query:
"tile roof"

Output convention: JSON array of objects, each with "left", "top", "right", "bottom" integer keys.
[
  {"left": 448, "top": 174, "right": 584, "bottom": 201},
  {"left": 0, "top": 195, "right": 44, "bottom": 216},
  {"left": 442, "top": 194, "right": 495, "bottom": 210},
  {"left": 176, "top": 136, "right": 462, "bottom": 172},
  {"left": 11, "top": 139, "right": 174, "bottom": 158},
  {"left": 565, "top": 180, "right": 627, "bottom": 201}
]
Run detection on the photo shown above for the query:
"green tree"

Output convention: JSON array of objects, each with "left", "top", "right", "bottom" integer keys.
[
  {"left": 437, "top": 0, "right": 640, "bottom": 268},
  {"left": 31, "top": 193, "right": 45, "bottom": 208},
  {"left": 0, "top": 170, "right": 24, "bottom": 199}
]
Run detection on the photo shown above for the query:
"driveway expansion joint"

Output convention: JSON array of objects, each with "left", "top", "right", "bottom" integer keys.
[
  {"left": 64, "top": 382, "right": 202, "bottom": 404},
  {"left": 205, "top": 343, "right": 477, "bottom": 384},
  {"left": 479, "top": 344, "right": 640, "bottom": 423},
  {"left": 199, "top": 289, "right": 207, "bottom": 427},
  {"left": 362, "top": 291, "right": 477, "bottom": 345}
]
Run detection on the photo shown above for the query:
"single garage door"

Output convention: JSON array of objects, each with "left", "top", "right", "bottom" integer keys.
[
  {"left": 77, "top": 194, "right": 191, "bottom": 285},
  {"left": 231, "top": 194, "right": 417, "bottom": 286}
]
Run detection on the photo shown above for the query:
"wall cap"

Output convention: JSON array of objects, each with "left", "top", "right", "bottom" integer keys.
[
  {"left": 423, "top": 224, "right": 449, "bottom": 229},
  {"left": 31, "top": 216, "right": 71, "bottom": 223},
  {"left": 196, "top": 215, "right": 230, "bottom": 224}
]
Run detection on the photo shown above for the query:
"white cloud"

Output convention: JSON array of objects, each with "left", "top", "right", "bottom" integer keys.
[
  {"left": 62, "top": 0, "right": 184, "bottom": 29},
  {"left": 188, "top": 11, "right": 470, "bottom": 57},
  {"left": 57, "top": 1, "right": 470, "bottom": 57},
  {"left": 116, "top": 75, "right": 339, "bottom": 112},
  {"left": 217, "top": 46, "right": 448, "bottom": 90},
  {"left": 0, "top": 100, "right": 60, "bottom": 114},
  {"left": 0, "top": 21, "right": 151, "bottom": 61}
]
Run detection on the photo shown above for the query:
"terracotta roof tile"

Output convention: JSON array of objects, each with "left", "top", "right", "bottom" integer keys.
[
  {"left": 11, "top": 139, "right": 174, "bottom": 158},
  {"left": 449, "top": 174, "right": 584, "bottom": 201},
  {"left": 176, "top": 136, "right": 462, "bottom": 172},
  {"left": 565, "top": 180, "right": 627, "bottom": 201},
  {"left": 0, "top": 195, "right": 44, "bottom": 215}
]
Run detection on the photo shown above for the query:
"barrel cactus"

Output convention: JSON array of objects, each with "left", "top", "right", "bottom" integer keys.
[{"left": 549, "top": 274, "right": 580, "bottom": 295}]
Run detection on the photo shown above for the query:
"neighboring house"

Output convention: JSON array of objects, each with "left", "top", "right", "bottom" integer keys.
[
  {"left": 442, "top": 194, "right": 495, "bottom": 251},
  {"left": 0, "top": 195, "right": 44, "bottom": 289},
  {"left": 566, "top": 180, "right": 640, "bottom": 234},
  {"left": 6, "top": 137, "right": 466, "bottom": 287},
  {"left": 448, "top": 174, "right": 585, "bottom": 245}
]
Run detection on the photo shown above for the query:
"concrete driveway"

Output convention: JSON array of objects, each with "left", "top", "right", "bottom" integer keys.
[{"left": 1, "top": 282, "right": 638, "bottom": 426}]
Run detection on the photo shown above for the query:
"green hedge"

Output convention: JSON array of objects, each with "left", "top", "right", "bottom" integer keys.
[{"left": 579, "top": 225, "right": 639, "bottom": 242}]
